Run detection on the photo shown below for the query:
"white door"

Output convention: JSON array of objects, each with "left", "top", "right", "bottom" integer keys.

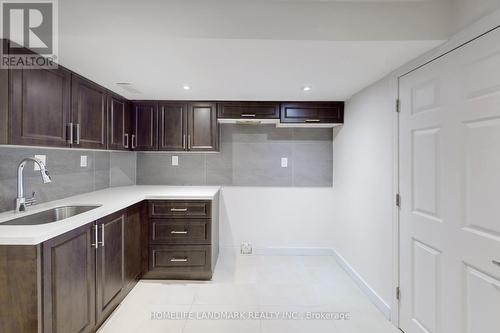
[{"left": 399, "top": 27, "right": 500, "bottom": 333}]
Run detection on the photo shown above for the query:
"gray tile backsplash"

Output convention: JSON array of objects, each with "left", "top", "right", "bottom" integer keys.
[
  {"left": 136, "top": 125, "right": 333, "bottom": 187},
  {"left": 0, "top": 147, "right": 136, "bottom": 213},
  {"left": 0, "top": 125, "right": 333, "bottom": 212}
]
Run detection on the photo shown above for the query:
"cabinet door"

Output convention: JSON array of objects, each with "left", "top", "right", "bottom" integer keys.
[
  {"left": 96, "top": 212, "right": 125, "bottom": 324},
  {"left": 158, "top": 102, "right": 188, "bottom": 151},
  {"left": 10, "top": 66, "right": 72, "bottom": 147},
  {"left": 71, "top": 75, "right": 107, "bottom": 149},
  {"left": 132, "top": 102, "right": 158, "bottom": 151},
  {"left": 217, "top": 101, "right": 280, "bottom": 119},
  {"left": 280, "top": 102, "right": 344, "bottom": 124},
  {"left": 125, "top": 204, "right": 142, "bottom": 286},
  {"left": 42, "top": 224, "right": 96, "bottom": 333},
  {"left": 108, "top": 95, "right": 131, "bottom": 150},
  {"left": 0, "top": 66, "right": 8, "bottom": 144},
  {"left": 187, "top": 102, "right": 218, "bottom": 151}
]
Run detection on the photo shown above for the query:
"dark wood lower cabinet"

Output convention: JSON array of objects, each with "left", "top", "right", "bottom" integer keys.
[
  {"left": 143, "top": 199, "right": 219, "bottom": 280},
  {"left": 125, "top": 204, "right": 143, "bottom": 287},
  {"left": 96, "top": 212, "right": 125, "bottom": 325},
  {"left": 0, "top": 198, "right": 219, "bottom": 333},
  {"left": 42, "top": 224, "right": 96, "bottom": 333}
]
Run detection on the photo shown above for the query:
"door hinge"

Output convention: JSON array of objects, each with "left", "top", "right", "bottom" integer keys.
[
  {"left": 396, "top": 193, "right": 401, "bottom": 208},
  {"left": 396, "top": 287, "right": 401, "bottom": 301},
  {"left": 396, "top": 99, "right": 401, "bottom": 113}
]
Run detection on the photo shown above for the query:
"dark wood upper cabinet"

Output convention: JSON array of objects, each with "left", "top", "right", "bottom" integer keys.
[
  {"left": 71, "top": 75, "right": 107, "bottom": 149},
  {"left": 159, "top": 102, "right": 188, "bottom": 151},
  {"left": 132, "top": 102, "right": 158, "bottom": 151},
  {"left": 217, "top": 101, "right": 280, "bottom": 119},
  {"left": 96, "top": 212, "right": 125, "bottom": 325},
  {"left": 9, "top": 66, "right": 72, "bottom": 147},
  {"left": 42, "top": 223, "right": 96, "bottom": 333},
  {"left": 188, "top": 102, "right": 218, "bottom": 152},
  {"left": 280, "top": 102, "right": 344, "bottom": 124},
  {"left": 0, "top": 66, "right": 8, "bottom": 144},
  {"left": 108, "top": 95, "right": 131, "bottom": 150}
]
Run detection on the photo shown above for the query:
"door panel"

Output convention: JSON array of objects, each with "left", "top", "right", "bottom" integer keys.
[
  {"left": 10, "top": 66, "right": 71, "bottom": 147},
  {"left": 109, "top": 96, "right": 130, "bottom": 150},
  {"left": 159, "top": 102, "right": 187, "bottom": 151},
  {"left": 96, "top": 213, "right": 125, "bottom": 324},
  {"left": 43, "top": 224, "right": 96, "bottom": 333},
  {"left": 125, "top": 204, "right": 142, "bottom": 285},
  {"left": 188, "top": 102, "right": 218, "bottom": 151},
  {"left": 464, "top": 265, "right": 500, "bottom": 333},
  {"left": 399, "top": 27, "right": 500, "bottom": 333},
  {"left": 71, "top": 75, "right": 107, "bottom": 149},
  {"left": 132, "top": 102, "right": 157, "bottom": 151}
]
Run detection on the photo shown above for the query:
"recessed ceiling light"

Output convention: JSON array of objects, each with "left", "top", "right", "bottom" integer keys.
[
  {"left": 183, "top": 85, "right": 191, "bottom": 91},
  {"left": 302, "top": 86, "right": 312, "bottom": 92}
]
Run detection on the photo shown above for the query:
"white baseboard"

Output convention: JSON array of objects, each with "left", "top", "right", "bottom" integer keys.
[
  {"left": 219, "top": 246, "right": 335, "bottom": 257},
  {"left": 330, "top": 248, "right": 392, "bottom": 320}
]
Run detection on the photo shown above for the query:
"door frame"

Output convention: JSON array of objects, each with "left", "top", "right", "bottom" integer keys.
[{"left": 394, "top": 21, "right": 500, "bottom": 330}]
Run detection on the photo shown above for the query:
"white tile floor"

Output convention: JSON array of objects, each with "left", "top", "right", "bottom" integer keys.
[{"left": 98, "top": 254, "right": 400, "bottom": 333}]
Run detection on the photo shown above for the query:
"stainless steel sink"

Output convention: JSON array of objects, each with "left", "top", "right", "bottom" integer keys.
[{"left": 1, "top": 205, "right": 101, "bottom": 225}]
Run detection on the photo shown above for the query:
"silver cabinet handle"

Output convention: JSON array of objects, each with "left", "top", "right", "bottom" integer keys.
[
  {"left": 187, "top": 134, "right": 191, "bottom": 150},
  {"left": 67, "top": 123, "right": 74, "bottom": 144},
  {"left": 91, "top": 225, "right": 99, "bottom": 249},
  {"left": 170, "top": 257, "right": 188, "bottom": 262},
  {"left": 124, "top": 133, "right": 129, "bottom": 148},
  {"left": 241, "top": 114, "right": 256, "bottom": 117},
  {"left": 131, "top": 134, "right": 136, "bottom": 149},
  {"left": 170, "top": 231, "right": 188, "bottom": 234},
  {"left": 305, "top": 119, "right": 321, "bottom": 123},
  {"left": 493, "top": 260, "right": 500, "bottom": 267},
  {"left": 74, "top": 123, "right": 81, "bottom": 144},
  {"left": 183, "top": 134, "right": 186, "bottom": 150},
  {"left": 170, "top": 208, "right": 188, "bottom": 212},
  {"left": 98, "top": 224, "right": 105, "bottom": 247}
]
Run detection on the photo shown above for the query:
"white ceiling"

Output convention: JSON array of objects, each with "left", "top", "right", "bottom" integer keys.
[{"left": 57, "top": 0, "right": 450, "bottom": 101}]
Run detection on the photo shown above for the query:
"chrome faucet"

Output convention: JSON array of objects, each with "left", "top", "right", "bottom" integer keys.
[{"left": 16, "top": 157, "right": 52, "bottom": 213}]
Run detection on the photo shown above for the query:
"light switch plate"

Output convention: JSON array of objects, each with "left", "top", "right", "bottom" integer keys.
[
  {"left": 281, "top": 157, "right": 288, "bottom": 168},
  {"left": 172, "top": 156, "right": 179, "bottom": 166},
  {"left": 80, "top": 155, "right": 88, "bottom": 168},
  {"left": 34, "top": 155, "right": 46, "bottom": 170}
]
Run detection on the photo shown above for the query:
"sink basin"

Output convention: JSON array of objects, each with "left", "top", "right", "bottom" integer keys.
[{"left": 1, "top": 205, "right": 101, "bottom": 225}]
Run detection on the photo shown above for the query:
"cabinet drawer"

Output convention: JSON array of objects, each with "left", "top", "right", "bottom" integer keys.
[
  {"left": 150, "top": 219, "right": 210, "bottom": 244},
  {"left": 149, "top": 200, "right": 211, "bottom": 218},
  {"left": 217, "top": 102, "right": 280, "bottom": 119},
  {"left": 148, "top": 245, "right": 212, "bottom": 280},
  {"left": 280, "top": 102, "right": 344, "bottom": 123}
]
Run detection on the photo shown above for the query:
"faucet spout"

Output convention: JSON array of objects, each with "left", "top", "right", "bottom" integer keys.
[{"left": 16, "top": 157, "right": 52, "bottom": 213}]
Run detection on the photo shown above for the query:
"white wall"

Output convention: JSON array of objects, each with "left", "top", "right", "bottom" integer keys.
[
  {"left": 331, "top": 77, "right": 396, "bottom": 309},
  {"left": 452, "top": 0, "right": 500, "bottom": 33},
  {"left": 219, "top": 187, "right": 335, "bottom": 254}
]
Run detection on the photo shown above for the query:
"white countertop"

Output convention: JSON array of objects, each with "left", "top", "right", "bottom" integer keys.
[{"left": 0, "top": 186, "right": 220, "bottom": 245}]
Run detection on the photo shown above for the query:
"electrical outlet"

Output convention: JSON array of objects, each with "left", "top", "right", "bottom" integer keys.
[
  {"left": 240, "top": 242, "right": 253, "bottom": 255},
  {"left": 34, "top": 155, "right": 46, "bottom": 170},
  {"left": 281, "top": 157, "right": 288, "bottom": 168},
  {"left": 172, "top": 156, "right": 179, "bottom": 166},
  {"left": 80, "top": 155, "right": 88, "bottom": 167}
]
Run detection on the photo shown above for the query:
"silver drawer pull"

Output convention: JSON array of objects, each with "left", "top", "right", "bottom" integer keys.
[
  {"left": 171, "top": 208, "right": 188, "bottom": 212},
  {"left": 305, "top": 119, "right": 321, "bottom": 123},
  {"left": 170, "top": 257, "right": 188, "bottom": 262},
  {"left": 171, "top": 231, "right": 188, "bottom": 234},
  {"left": 493, "top": 260, "right": 500, "bottom": 267},
  {"left": 241, "top": 114, "right": 256, "bottom": 117}
]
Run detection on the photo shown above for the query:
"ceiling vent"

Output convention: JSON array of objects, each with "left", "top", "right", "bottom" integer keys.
[{"left": 115, "top": 82, "right": 142, "bottom": 94}]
